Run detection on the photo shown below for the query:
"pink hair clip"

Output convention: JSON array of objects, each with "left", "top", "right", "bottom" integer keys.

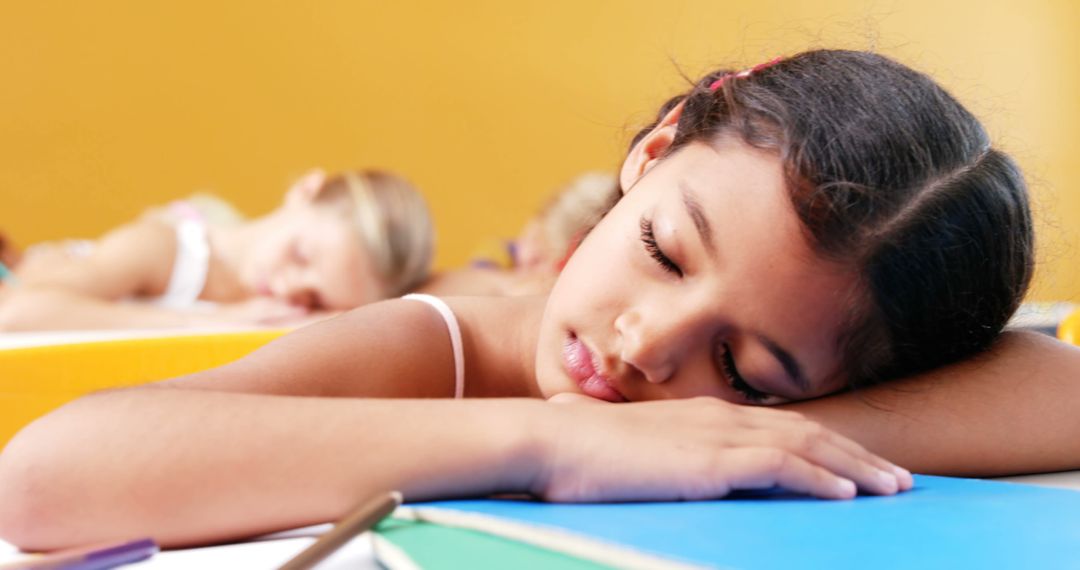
[{"left": 709, "top": 56, "right": 785, "bottom": 92}]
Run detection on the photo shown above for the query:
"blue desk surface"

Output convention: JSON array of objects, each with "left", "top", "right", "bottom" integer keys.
[
  {"left": 3, "top": 474, "right": 1079, "bottom": 569},
  {"left": 413, "top": 475, "right": 1080, "bottom": 569}
]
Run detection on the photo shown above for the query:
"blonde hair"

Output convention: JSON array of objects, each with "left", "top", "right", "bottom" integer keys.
[
  {"left": 316, "top": 170, "right": 434, "bottom": 298},
  {"left": 530, "top": 172, "right": 619, "bottom": 262}
]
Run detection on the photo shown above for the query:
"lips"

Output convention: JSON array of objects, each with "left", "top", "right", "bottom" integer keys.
[{"left": 562, "top": 333, "right": 628, "bottom": 403}]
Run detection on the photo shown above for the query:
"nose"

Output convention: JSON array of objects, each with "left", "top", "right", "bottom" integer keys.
[{"left": 615, "top": 305, "right": 703, "bottom": 384}]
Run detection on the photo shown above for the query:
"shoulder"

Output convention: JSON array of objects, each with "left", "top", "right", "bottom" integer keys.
[
  {"left": 438, "top": 295, "right": 546, "bottom": 397},
  {"left": 293, "top": 297, "right": 453, "bottom": 353},
  {"left": 98, "top": 217, "right": 178, "bottom": 264},
  {"left": 12, "top": 218, "right": 178, "bottom": 297},
  {"left": 989, "top": 330, "right": 1080, "bottom": 367},
  {"left": 172, "top": 297, "right": 472, "bottom": 397},
  {"left": 161, "top": 295, "right": 546, "bottom": 398},
  {"left": 93, "top": 219, "right": 178, "bottom": 293},
  {"left": 354, "top": 295, "right": 543, "bottom": 397}
]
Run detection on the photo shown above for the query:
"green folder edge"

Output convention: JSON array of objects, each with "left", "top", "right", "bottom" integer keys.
[{"left": 373, "top": 518, "right": 616, "bottom": 570}]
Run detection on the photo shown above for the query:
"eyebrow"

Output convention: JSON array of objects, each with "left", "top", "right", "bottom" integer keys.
[
  {"left": 755, "top": 334, "right": 809, "bottom": 393},
  {"left": 680, "top": 182, "right": 717, "bottom": 259}
]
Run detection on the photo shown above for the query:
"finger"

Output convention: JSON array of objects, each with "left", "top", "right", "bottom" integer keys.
[
  {"left": 796, "top": 427, "right": 912, "bottom": 492},
  {"left": 718, "top": 448, "right": 857, "bottom": 500},
  {"left": 694, "top": 400, "right": 902, "bottom": 493},
  {"left": 810, "top": 431, "right": 913, "bottom": 491},
  {"left": 744, "top": 412, "right": 911, "bottom": 492},
  {"left": 748, "top": 427, "right": 900, "bottom": 495}
]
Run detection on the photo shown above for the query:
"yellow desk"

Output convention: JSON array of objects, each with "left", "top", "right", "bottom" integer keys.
[
  {"left": 1059, "top": 310, "right": 1080, "bottom": 346},
  {"left": 0, "top": 330, "right": 284, "bottom": 448}
]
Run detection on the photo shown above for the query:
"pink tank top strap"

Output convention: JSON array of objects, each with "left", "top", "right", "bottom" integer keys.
[{"left": 402, "top": 294, "right": 465, "bottom": 399}]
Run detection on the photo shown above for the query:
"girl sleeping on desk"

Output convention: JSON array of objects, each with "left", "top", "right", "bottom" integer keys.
[{"left": 2, "top": 49, "right": 1080, "bottom": 551}]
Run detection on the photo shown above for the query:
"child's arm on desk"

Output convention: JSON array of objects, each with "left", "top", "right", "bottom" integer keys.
[
  {"left": 0, "top": 300, "right": 901, "bottom": 551},
  {"left": 789, "top": 331, "right": 1080, "bottom": 476},
  {"left": 0, "top": 221, "right": 183, "bottom": 330},
  {"left": 0, "top": 288, "right": 311, "bottom": 330},
  {"left": 0, "top": 390, "right": 547, "bottom": 550}
]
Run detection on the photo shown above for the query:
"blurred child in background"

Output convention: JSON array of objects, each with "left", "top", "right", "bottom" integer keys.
[{"left": 0, "top": 169, "right": 433, "bottom": 331}]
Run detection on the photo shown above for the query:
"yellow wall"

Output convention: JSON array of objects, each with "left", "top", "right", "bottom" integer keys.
[{"left": 1, "top": 1, "right": 1076, "bottom": 300}]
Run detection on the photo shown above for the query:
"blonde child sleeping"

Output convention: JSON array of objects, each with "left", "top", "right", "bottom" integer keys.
[{"left": 0, "top": 169, "right": 433, "bottom": 331}]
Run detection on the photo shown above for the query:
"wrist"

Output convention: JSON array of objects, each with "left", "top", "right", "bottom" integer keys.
[
  {"left": 491, "top": 398, "right": 556, "bottom": 496},
  {"left": 390, "top": 399, "right": 555, "bottom": 501}
]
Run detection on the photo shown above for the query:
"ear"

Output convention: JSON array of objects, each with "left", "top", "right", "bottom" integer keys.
[
  {"left": 619, "top": 101, "right": 684, "bottom": 194},
  {"left": 284, "top": 169, "right": 327, "bottom": 206}
]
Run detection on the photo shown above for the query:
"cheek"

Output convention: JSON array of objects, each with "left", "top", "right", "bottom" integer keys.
[
  {"left": 533, "top": 310, "right": 565, "bottom": 398},
  {"left": 253, "top": 244, "right": 284, "bottom": 272},
  {"left": 248, "top": 242, "right": 298, "bottom": 285},
  {"left": 556, "top": 220, "right": 635, "bottom": 292}
]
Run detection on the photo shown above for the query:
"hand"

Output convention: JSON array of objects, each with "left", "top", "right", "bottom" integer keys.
[
  {"left": 213, "top": 297, "right": 313, "bottom": 327},
  {"left": 534, "top": 395, "right": 912, "bottom": 502}
]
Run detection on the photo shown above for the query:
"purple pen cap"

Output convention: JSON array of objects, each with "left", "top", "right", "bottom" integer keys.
[{"left": 61, "top": 538, "right": 158, "bottom": 570}]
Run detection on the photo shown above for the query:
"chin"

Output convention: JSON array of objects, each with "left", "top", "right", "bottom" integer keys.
[{"left": 533, "top": 364, "right": 562, "bottom": 401}]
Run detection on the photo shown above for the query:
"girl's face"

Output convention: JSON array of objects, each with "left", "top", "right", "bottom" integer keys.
[
  {"left": 242, "top": 203, "right": 383, "bottom": 311},
  {"left": 535, "top": 133, "right": 860, "bottom": 405}
]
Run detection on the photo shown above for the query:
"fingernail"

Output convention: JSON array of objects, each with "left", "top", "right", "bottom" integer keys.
[
  {"left": 836, "top": 478, "right": 856, "bottom": 498},
  {"left": 891, "top": 465, "right": 914, "bottom": 489},
  {"left": 876, "top": 469, "right": 899, "bottom": 493}
]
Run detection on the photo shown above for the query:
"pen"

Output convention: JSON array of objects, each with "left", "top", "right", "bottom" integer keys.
[
  {"left": 277, "top": 490, "right": 403, "bottom": 570},
  {"left": 0, "top": 537, "right": 158, "bottom": 570}
]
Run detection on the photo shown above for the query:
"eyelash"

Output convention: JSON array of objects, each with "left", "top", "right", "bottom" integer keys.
[
  {"left": 639, "top": 218, "right": 682, "bottom": 277},
  {"left": 719, "top": 344, "right": 771, "bottom": 404}
]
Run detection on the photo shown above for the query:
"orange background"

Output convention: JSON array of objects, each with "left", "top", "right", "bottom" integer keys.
[{"left": 1, "top": 1, "right": 1076, "bottom": 300}]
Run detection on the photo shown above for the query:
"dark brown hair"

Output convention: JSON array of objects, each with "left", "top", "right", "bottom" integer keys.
[{"left": 630, "top": 50, "right": 1033, "bottom": 386}]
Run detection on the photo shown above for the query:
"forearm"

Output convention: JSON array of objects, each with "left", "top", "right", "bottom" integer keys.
[
  {"left": 789, "top": 331, "right": 1080, "bottom": 476},
  {"left": 0, "top": 390, "right": 543, "bottom": 550},
  {"left": 0, "top": 289, "right": 206, "bottom": 331}
]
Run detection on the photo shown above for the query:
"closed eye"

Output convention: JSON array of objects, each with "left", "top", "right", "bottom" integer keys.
[
  {"left": 718, "top": 343, "right": 774, "bottom": 404},
  {"left": 639, "top": 217, "right": 682, "bottom": 277}
]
